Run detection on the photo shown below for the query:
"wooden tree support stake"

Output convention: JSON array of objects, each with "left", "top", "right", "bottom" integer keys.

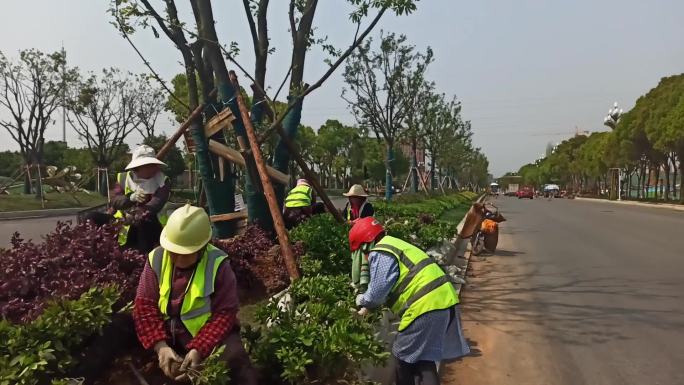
[
  {"left": 255, "top": 84, "right": 345, "bottom": 224},
  {"left": 229, "top": 71, "right": 300, "bottom": 281},
  {"left": 210, "top": 211, "right": 248, "bottom": 223},
  {"left": 207, "top": 140, "right": 289, "bottom": 185},
  {"left": 156, "top": 89, "right": 217, "bottom": 160}
]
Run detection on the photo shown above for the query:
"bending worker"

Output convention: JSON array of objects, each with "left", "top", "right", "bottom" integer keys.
[
  {"left": 342, "top": 184, "right": 374, "bottom": 223},
  {"left": 134, "top": 204, "right": 257, "bottom": 384},
  {"left": 101, "top": 144, "right": 170, "bottom": 253},
  {"left": 283, "top": 178, "right": 316, "bottom": 229},
  {"left": 349, "top": 217, "right": 470, "bottom": 385}
]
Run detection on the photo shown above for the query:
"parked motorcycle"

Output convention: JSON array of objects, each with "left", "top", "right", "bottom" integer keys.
[{"left": 471, "top": 203, "right": 506, "bottom": 256}]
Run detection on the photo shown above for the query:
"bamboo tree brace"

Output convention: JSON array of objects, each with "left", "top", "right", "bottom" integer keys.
[
  {"left": 149, "top": 245, "right": 228, "bottom": 337},
  {"left": 371, "top": 236, "right": 459, "bottom": 331}
]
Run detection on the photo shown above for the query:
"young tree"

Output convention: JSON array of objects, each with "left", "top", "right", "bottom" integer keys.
[
  {"left": 112, "top": 0, "right": 420, "bottom": 233},
  {"left": 66, "top": 68, "right": 143, "bottom": 195},
  {"left": 0, "top": 49, "right": 77, "bottom": 196},
  {"left": 343, "top": 32, "right": 433, "bottom": 200}
]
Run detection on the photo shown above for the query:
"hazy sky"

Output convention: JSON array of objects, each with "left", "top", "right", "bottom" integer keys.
[{"left": 1, "top": 0, "right": 683, "bottom": 176}]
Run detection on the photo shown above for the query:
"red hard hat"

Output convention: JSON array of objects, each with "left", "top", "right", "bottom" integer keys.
[{"left": 349, "top": 217, "right": 385, "bottom": 251}]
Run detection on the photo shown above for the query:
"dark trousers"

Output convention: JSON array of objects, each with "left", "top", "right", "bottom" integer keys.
[
  {"left": 72, "top": 313, "right": 258, "bottom": 385},
  {"left": 395, "top": 357, "right": 440, "bottom": 385},
  {"left": 283, "top": 207, "right": 312, "bottom": 229}
]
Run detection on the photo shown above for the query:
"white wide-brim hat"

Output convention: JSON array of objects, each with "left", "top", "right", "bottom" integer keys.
[
  {"left": 343, "top": 184, "right": 369, "bottom": 197},
  {"left": 125, "top": 145, "right": 167, "bottom": 170}
]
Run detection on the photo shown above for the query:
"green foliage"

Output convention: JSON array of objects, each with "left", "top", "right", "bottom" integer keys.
[
  {"left": 375, "top": 193, "right": 474, "bottom": 249},
  {"left": 518, "top": 74, "right": 684, "bottom": 201},
  {"left": 0, "top": 287, "right": 119, "bottom": 385},
  {"left": 43, "top": 141, "right": 68, "bottom": 169},
  {"left": 290, "top": 214, "right": 351, "bottom": 276},
  {"left": 0, "top": 151, "right": 22, "bottom": 177},
  {"left": 242, "top": 275, "right": 388, "bottom": 385},
  {"left": 188, "top": 345, "right": 230, "bottom": 385}
]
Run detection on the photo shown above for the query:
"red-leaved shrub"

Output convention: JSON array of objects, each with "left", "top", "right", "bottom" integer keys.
[
  {"left": 213, "top": 225, "right": 291, "bottom": 300},
  {"left": 0, "top": 221, "right": 145, "bottom": 323}
]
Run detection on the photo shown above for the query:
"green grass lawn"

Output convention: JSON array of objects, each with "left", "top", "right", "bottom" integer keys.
[
  {"left": 439, "top": 205, "right": 470, "bottom": 224},
  {"left": 0, "top": 191, "right": 107, "bottom": 212}
]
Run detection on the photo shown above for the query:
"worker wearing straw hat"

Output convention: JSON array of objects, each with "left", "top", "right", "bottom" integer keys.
[{"left": 342, "top": 184, "right": 374, "bottom": 223}]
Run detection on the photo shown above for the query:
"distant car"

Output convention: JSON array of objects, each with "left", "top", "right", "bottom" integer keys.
[{"left": 517, "top": 188, "right": 534, "bottom": 199}]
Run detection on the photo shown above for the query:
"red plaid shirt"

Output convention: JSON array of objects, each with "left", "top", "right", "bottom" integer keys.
[{"left": 133, "top": 255, "right": 239, "bottom": 358}]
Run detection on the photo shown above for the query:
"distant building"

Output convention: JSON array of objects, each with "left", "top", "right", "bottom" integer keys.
[{"left": 398, "top": 139, "right": 426, "bottom": 175}]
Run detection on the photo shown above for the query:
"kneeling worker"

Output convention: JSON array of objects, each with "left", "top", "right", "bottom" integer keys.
[
  {"left": 349, "top": 217, "right": 470, "bottom": 385},
  {"left": 283, "top": 178, "right": 316, "bottom": 228},
  {"left": 133, "top": 204, "right": 257, "bottom": 384}
]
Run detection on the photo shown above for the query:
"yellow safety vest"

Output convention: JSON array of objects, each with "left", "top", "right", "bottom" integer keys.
[
  {"left": 371, "top": 236, "right": 459, "bottom": 331},
  {"left": 284, "top": 185, "right": 313, "bottom": 208},
  {"left": 148, "top": 245, "right": 229, "bottom": 337},
  {"left": 114, "top": 172, "right": 170, "bottom": 246},
  {"left": 346, "top": 201, "right": 368, "bottom": 221}
]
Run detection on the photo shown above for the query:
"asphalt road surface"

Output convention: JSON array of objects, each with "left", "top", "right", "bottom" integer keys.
[
  {"left": 0, "top": 196, "right": 352, "bottom": 248},
  {"left": 443, "top": 197, "right": 684, "bottom": 385}
]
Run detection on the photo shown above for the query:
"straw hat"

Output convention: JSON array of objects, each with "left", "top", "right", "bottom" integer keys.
[
  {"left": 125, "top": 145, "right": 166, "bottom": 170},
  {"left": 343, "top": 184, "right": 369, "bottom": 197}
]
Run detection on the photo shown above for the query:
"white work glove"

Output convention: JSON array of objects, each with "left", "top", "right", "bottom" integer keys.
[
  {"left": 175, "top": 349, "right": 202, "bottom": 382},
  {"left": 129, "top": 189, "right": 147, "bottom": 203},
  {"left": 355, "top": 293, "right": 365, "bottom": 307},
  {"left": 154, "top": 341, "right": 183, "bottom": 379}
]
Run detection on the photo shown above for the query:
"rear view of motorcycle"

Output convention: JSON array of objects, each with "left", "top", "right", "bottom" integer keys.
[{"left": 471, "top": 203, "right": 506, "bottom": 256}]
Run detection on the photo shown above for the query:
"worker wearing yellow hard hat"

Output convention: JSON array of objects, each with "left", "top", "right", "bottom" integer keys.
[
  {"left": 70, "top": 204, "right": 257, "bottom": 384},
  {"left": 132, "top": 204, "right": 257, "bottom": 384}
]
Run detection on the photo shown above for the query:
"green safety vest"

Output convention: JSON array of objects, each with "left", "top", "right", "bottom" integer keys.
[
  {"left": 148, "top": 245, "right": 229, "bottom": 337},
  {"left": 284, "top": 185, "right": 313, "bottom": 208},
  {"left": 114, "top": 172, "right": 170, "bottom": 246},
  {"left": 372, "top": 236, "right": 459, "bottom": 331}
]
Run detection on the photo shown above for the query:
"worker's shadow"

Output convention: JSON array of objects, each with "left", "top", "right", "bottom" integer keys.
[{"left": 494, "top": 249, "right": 522, "bottom": 257}]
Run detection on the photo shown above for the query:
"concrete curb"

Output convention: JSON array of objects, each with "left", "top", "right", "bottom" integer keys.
[
  {"left": 453, "top": 193, "right": 487, "bottom": 296},
  {"left": 0, "top": 207, "right": 87, "bottom": 221},
  {"left": 576, "top": 197, "right": 684, "bottom": 212}
]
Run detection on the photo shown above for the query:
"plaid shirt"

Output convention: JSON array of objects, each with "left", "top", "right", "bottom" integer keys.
[{"left": 133, "top": 256, "right": 239, "bottom": 358}]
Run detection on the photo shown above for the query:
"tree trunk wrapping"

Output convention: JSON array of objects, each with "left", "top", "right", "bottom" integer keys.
[
  {"left": 273, "top": 96, "right": 304, "bottom": 206},
  {"left": 385, "top": 142, "right": 394, "bottom": 201}
]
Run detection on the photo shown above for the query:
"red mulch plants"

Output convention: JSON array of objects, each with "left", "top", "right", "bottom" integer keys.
[{"left": 0, "top": 221, "right": 145, "bottom": 323}]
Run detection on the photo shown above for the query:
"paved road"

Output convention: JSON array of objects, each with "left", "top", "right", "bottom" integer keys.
[
  {"left": 443, "top": 197, "right": 684, "bottom": 385},
  {"left": 0, "top": 215, "right": 76, "bottom": 247},
  {"left": 1, "top": 196, "right": 351, "bottom": 248}
]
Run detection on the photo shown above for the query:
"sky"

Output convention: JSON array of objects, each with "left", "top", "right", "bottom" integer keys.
[{"left": 1, "top": 0, "right": 683, "bottom": 176}]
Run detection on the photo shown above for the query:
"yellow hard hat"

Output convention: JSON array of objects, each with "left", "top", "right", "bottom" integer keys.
[{"left": 159, "top": 204, "right": 213, "bottom": 254}]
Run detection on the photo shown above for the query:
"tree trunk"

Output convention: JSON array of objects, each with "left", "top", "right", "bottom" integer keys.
[
  {"left": 273, "top": 96, "right": 304, "bottom": 205},
  {"left": 196, "top": 0, "right": 257, "bottom": 237},
  {"left": 97, "top": 165, "right": 109, "bottom": 197},
  {"left": 430, "top": 157, "right": 436, "bottom": 190},
  {"left": 385, "top": 141, "right": 394, "bottom": 201},
  {"left": 679, "top": 151, "right": 684, "bottom": 204},
  {"left": 23, "top": 166, "right": 32, "bottom": 195},
  {"left": 410, "top": 136, "right": 418, "bottom": 193},
  {"left": 664, "top": 162, "right": 671, "bottom": 201}
]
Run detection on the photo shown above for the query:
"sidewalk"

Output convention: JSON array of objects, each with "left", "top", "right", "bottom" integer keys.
[{"left": 576, "top": 196, "right": 684, "bottom": 212}]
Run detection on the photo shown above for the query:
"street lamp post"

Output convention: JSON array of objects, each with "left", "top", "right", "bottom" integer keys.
[{"left": 604, "top": 102, "right": 624, "bottom": 200}]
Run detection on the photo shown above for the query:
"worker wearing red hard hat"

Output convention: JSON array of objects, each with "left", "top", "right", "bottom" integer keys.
[{"left": 349, "top": 217, "right": 470, "bottom": 385}]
